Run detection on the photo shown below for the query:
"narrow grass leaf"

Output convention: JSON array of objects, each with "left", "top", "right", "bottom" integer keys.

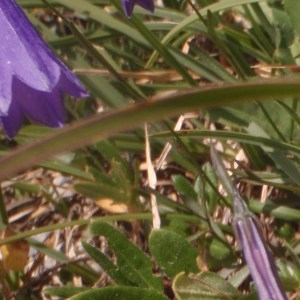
[{"left": 1, "top": 78, "right": 300, "bottom": 180}]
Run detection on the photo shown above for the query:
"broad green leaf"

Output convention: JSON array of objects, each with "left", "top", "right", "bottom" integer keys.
[
  {"left": 173, "top": 271, "right": 243, "bottom": 300},
  {"left": 90, "top": 222, "right": 163, "bottom": 290},
  {"left": 172, "top": 175, "right": 197, "bottom": 200},
  {"left": 149, "top": 229, "right": 199, "bottom": 279},
  {"left": 82, "top": 241, "right": 132, "bottom": 285},
  {"left": 207, "top": 237, "right": 234, "bottom": 267},
  {"left": 276, "top": 260, "right": 300, "bottom": 291},
  {"left": 285, "top": 0, "right": 300, "bottom": 37},
  {"left": 69, "top": 286, "right": 168, "bottom": 300},
  {"left": 44, "top": 287, "right": 89, "bottom": 298}
]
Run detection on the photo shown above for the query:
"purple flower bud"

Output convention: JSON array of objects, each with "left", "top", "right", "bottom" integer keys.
[
  {"left": 121, "top": 0, "right": 154, "bottom": 17},
  {"left": 233, "top": 189, "right": 287, "bottom": 300},
  {"left": 0, "top": 0, "right": 88, "bottom": 138}
]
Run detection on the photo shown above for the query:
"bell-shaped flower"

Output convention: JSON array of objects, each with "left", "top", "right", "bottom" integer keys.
[
  {"left": 0, "top": 0, "right": 88, "bottom": 138},
  {"left": 233, "top": 188, "right": 287, "bottom": 300},
  {"left": 122, "top": 0, "right": 154, "bottom": 16},
  {"left": 210, "top": 146, "right": 287, "bottom": 300}
]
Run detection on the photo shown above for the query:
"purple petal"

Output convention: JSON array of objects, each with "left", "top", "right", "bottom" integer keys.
[
  {"left": 1, "top": 78, "right": 66, "bottom": 138},
  {"left": 0, "top": 0, "right": 88, "bottom": 137},
  {"left": 122, "top": 0, "right": 154, "bottom": 16},
  {"left": 0, "top": 95, "right": 24, "bottom": 138},
  {"left": 210, "top": 146, "right": 287, "bottom": 299},
  {"left": 234, "top": 216, "right": 287, "bottom": 300},
  {"left": 233, "top": 189, "right": 287, "bottom": 300}
]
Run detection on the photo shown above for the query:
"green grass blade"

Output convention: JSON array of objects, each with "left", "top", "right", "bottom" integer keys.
[{"left": 1, "top": 78, "right": 300, "bottom": 180}]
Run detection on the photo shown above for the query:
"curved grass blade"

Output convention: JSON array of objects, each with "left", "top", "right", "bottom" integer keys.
[
  {"left": 0, "top": 77, "right": 300, "bottom": 180},
  {"left": 146, "top": 0, "right": 264, "bottom": 67}
]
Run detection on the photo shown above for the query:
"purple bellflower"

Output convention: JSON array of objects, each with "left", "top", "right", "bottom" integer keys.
[
  {"left": 232, "top": 187, "right": 287, "bottom": 300},
  {"left": 210, "top": 146, "right": 287, "bottom": 300},
  {"left": 0, "top": 0, "right": 88, "bottom": 138},
  {"left": 121, "top": 0, "right": 154, "bottom": 17}
]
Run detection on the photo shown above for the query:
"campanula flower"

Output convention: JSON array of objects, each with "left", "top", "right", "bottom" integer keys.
[
  {"left": 233, "top": 187, "right": 287, "bottom": 300},
  {"left": 0, "top": 0, "right": 88, "bottom": 138},
  {"left": 210, "top": 146, "right": 287, "bottom": 300},
  {"left": 122, "top": 0, "right": 154, "bottom": 16}
]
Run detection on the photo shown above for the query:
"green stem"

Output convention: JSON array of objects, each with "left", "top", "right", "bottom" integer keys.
[
  {"left": 0, "top": 186, "right": 8, "bottom": 225},
  {"left": 0, "top": 213, "right": 151, "bottom": 246}
]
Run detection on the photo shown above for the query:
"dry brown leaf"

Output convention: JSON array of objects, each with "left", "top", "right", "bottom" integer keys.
[
  {"left": 1, "top": 227, "right": 29, "bottom": 272},
  {"left": 95, "top": 198, "right": 129, "bottom": 214}
]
